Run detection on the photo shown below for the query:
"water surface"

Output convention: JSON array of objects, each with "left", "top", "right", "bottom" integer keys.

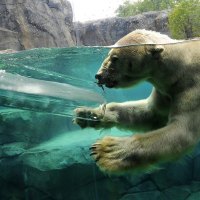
[{"left": 0, "top": 47, "right": 151, "bottom": 117}]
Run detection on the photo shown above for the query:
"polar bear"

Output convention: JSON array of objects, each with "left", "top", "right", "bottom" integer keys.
[{"left": 74, "top": 29, "right": 200, "bottom": 174}]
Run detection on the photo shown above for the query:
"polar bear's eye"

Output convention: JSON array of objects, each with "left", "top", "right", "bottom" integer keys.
[
  {"left": 129, "top": 62, "right": 133, "bottom": 70},
  {"left": 111, "top": 55, "right": 119, "bottom": 63}
]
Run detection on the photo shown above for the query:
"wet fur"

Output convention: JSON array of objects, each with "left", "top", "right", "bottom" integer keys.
[{"left": 75, "top": 29, "right": 200, "bottom": 174}]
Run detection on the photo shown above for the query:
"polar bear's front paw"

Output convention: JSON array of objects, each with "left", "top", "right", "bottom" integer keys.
[
  {"left": 74, "top": 107, "right": 103, "bottom": 128},
  {"left": 90, "top": 136, "right": 143, "bottom": 173}
]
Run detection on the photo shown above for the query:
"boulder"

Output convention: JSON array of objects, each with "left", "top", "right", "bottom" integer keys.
[
  {"left": 0, "top": 0, "right": 171, "bottom": 50},
  {"left": 0, "top": 0, "right": 75, "bottom": 50},
  {"left": 74, "top": 10, "right": 170, "bottom": 46},
  {"left": 0, "top": 27, "right": 21, "bottom": 50}
]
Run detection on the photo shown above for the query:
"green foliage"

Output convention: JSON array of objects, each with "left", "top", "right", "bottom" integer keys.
[
  {"left": 115, "top": 1, "right": 138, "bottom": 17},
  {"left": 168, "top": 0, "right": 200, "bottom": 39},
  {"left": 116, "top": 0, "right": 200, "bottom": 39},
  {"left": 116, "top": 0, "right": 177, "bottom": 17}
]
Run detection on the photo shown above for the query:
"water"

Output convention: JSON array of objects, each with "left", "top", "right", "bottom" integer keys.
[
  {"left": 1, "top": 45, "right": 200, "bottom": 200},
  {"left": 0, "top": 47, "right": 151, "bottom": 117},
  {"left": 0, "top": 48, "right": 107, "bottom": 117},
  {"left": 0, "top": 47, "right": 153, "bottom": 200}
]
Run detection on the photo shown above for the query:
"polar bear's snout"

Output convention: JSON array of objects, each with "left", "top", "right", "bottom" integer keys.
[
  {"left": 95, "top": 73, "right": 102, "bottom": 82},
  {"left": 95, "top": 73, "right": 105, "bottom": 86},
  {"left": 95, "top": 70, "right": 118, "bottom": 88}
]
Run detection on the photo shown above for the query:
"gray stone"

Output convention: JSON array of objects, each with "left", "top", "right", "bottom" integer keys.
[
  {"left": 193, "top": 151, "right": 200, "bottom": 181},
  {"left": 68, "top": 177, "right": 130, "bottom": 200},
  {"left": 0, "top": 28, "right": 21, "bottom": 50},
  {"left": 0, "top": 0, "right": 75, "bottom": 50},
  {"left": 0, "top": 109, "right": 72, "bottom": 146},
  {"left": 193, "top": 156, "right": 200, "bottom": 181},
  {"left": 21, "top": 129, "right": 129, "bottom": 171},
  {"left": 187, "top": 191, "right": 200, "bottom": 200},
  {"left": 17, "top": 129, "right": 132, "bottom": 200},
  {"left": 1, "top": 115, "right": 200, "bottom": 200},
  {"left": 0, "top": 5, "right": 171, "bottom": 50},
  {"left": 163, "top": 186, "right": 191, "bottom": 200},
  {"left": 190, "top": 181, "right": 200, "bottom": 192},
  {"left": 0, "top": 142, "right": 26, "bottom": 157},
  {"left": 74, "top": 10, "right": 170, "bottom": 46},
  {"left": 120, "top": 191, "right": 166, "bottom": 200},
  {"left": 150, "top": 159, "right": 193, "bottom": 190},
  {"left": 0, "top": 157, "right": 24, "bottom": 188},
  {"left": 128, "top": 180, "right": 157, "bottom": 193}
]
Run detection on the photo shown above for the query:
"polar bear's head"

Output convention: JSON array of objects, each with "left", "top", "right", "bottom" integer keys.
[{"left": 95, "top": 29, "right": 176, "bottom": 88}]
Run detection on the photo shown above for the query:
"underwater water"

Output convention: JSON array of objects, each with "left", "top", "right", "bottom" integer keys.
[{"left": 0, "top": 47, "right": 200, "bottom": 200}]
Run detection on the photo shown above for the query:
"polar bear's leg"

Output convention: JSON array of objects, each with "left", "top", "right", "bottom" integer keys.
[
  {"left": 74, "top": 88, "right": 170, "bottom": 131},
  {"left": 90, "top": 119, "right": 195, "bottom": 173}
]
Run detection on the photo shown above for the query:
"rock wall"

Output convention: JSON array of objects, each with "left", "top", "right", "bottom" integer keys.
[
  {"left": 0, "top": 0, "right": 170, "bottom": 50},
  {"left": 74, "top": 10, "right": 169, "bottom": 46},
  {"left": 0, "top": 0, "right": 75, "bottom": 50}
]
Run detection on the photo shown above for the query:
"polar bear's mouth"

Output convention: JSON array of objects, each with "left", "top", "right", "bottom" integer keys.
[
  {"left": 95, "top": 73, "right": 118, "bottom": 88},
  {"left": 105, "top": 81, "right": 118, "bottom": 88},
  {"left": 96, "top": 79, "right": 118, "bottom": 88}
]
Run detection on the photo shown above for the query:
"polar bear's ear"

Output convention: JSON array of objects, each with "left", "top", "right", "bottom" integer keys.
[
  {"left": 146, "top": 45, "right": 165, "bottom": 58},
  {"left": 152, "top": 45, "right": 164, "bottom": 52}
]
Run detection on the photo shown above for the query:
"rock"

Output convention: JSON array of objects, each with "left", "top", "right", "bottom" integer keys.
[
  {"left": 0, "top": 142, "right": 26, "bottom": 157},
  {"left": 1, "top": 115, "right": 200, "bottom": 200},
  {"left": 20, "top": 129, "right": 131, "bottom": 200},
  {"left": 193, "top": 154, "right": 200, "bottom": 181},
  {"left": 0, "top": 0, "right": 75, "bottom": 50},
  {"left": 190, "top": 181, "right": 200, "bottom": 192},
  {"left": 0, "top": 156, "right": 25, "bottom": 200},
  {"left": 0, "top": 109, "right": 72, "bottom": 146},
  {"left": 0, "top": 28, "right": 21, "bottom": 50},
  {"left": 187, "top": 191, "right": 200, "bottom": 200},
  {"left": 0, "top": 48, "right": 17, "bottom": 54},
  {"left": 21, "top": 129, "right": 130, "bottom": 171},
  {"left": 163, "top": 186, "right": 191, "bottom": 200},
  {"left": 127, "top": 180, "right": 157, "bottom": 193},
  {"left": 150, "top": 158, "right": 193, "bottom": 190},
  {"left": 0, "top": 1, "right": 171, "bottom": 50},
  {"left": 74, "top": 10, "right": 170, "bottom": 46},
  {"left": 0, "top": 6, "right": 171, "bottom": 50},
  {"left": 120, "top": 191, "right": 166, "bottom": 200}
]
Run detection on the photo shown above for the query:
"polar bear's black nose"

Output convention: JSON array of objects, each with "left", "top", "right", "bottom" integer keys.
[{"left": 95, "top": 74, "right": 102, "bottom": 82}]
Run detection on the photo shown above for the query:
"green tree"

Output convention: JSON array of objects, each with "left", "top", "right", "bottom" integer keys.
[
  {"left": 116, "top": 0, "right": 177, "bottom": 17},
  {"left": 116, "top": 1, "right": 140, "bottom": 17},
  {"left": 116, "top": 0, "right": 200, "bottom": 39},
  {"left": 168, "top": 0, "right": 200, "bottom": 39}
]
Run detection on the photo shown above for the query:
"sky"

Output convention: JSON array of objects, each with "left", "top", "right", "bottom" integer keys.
[{"left": 69, "top": 0, "right": 126, "bottom": 22}]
